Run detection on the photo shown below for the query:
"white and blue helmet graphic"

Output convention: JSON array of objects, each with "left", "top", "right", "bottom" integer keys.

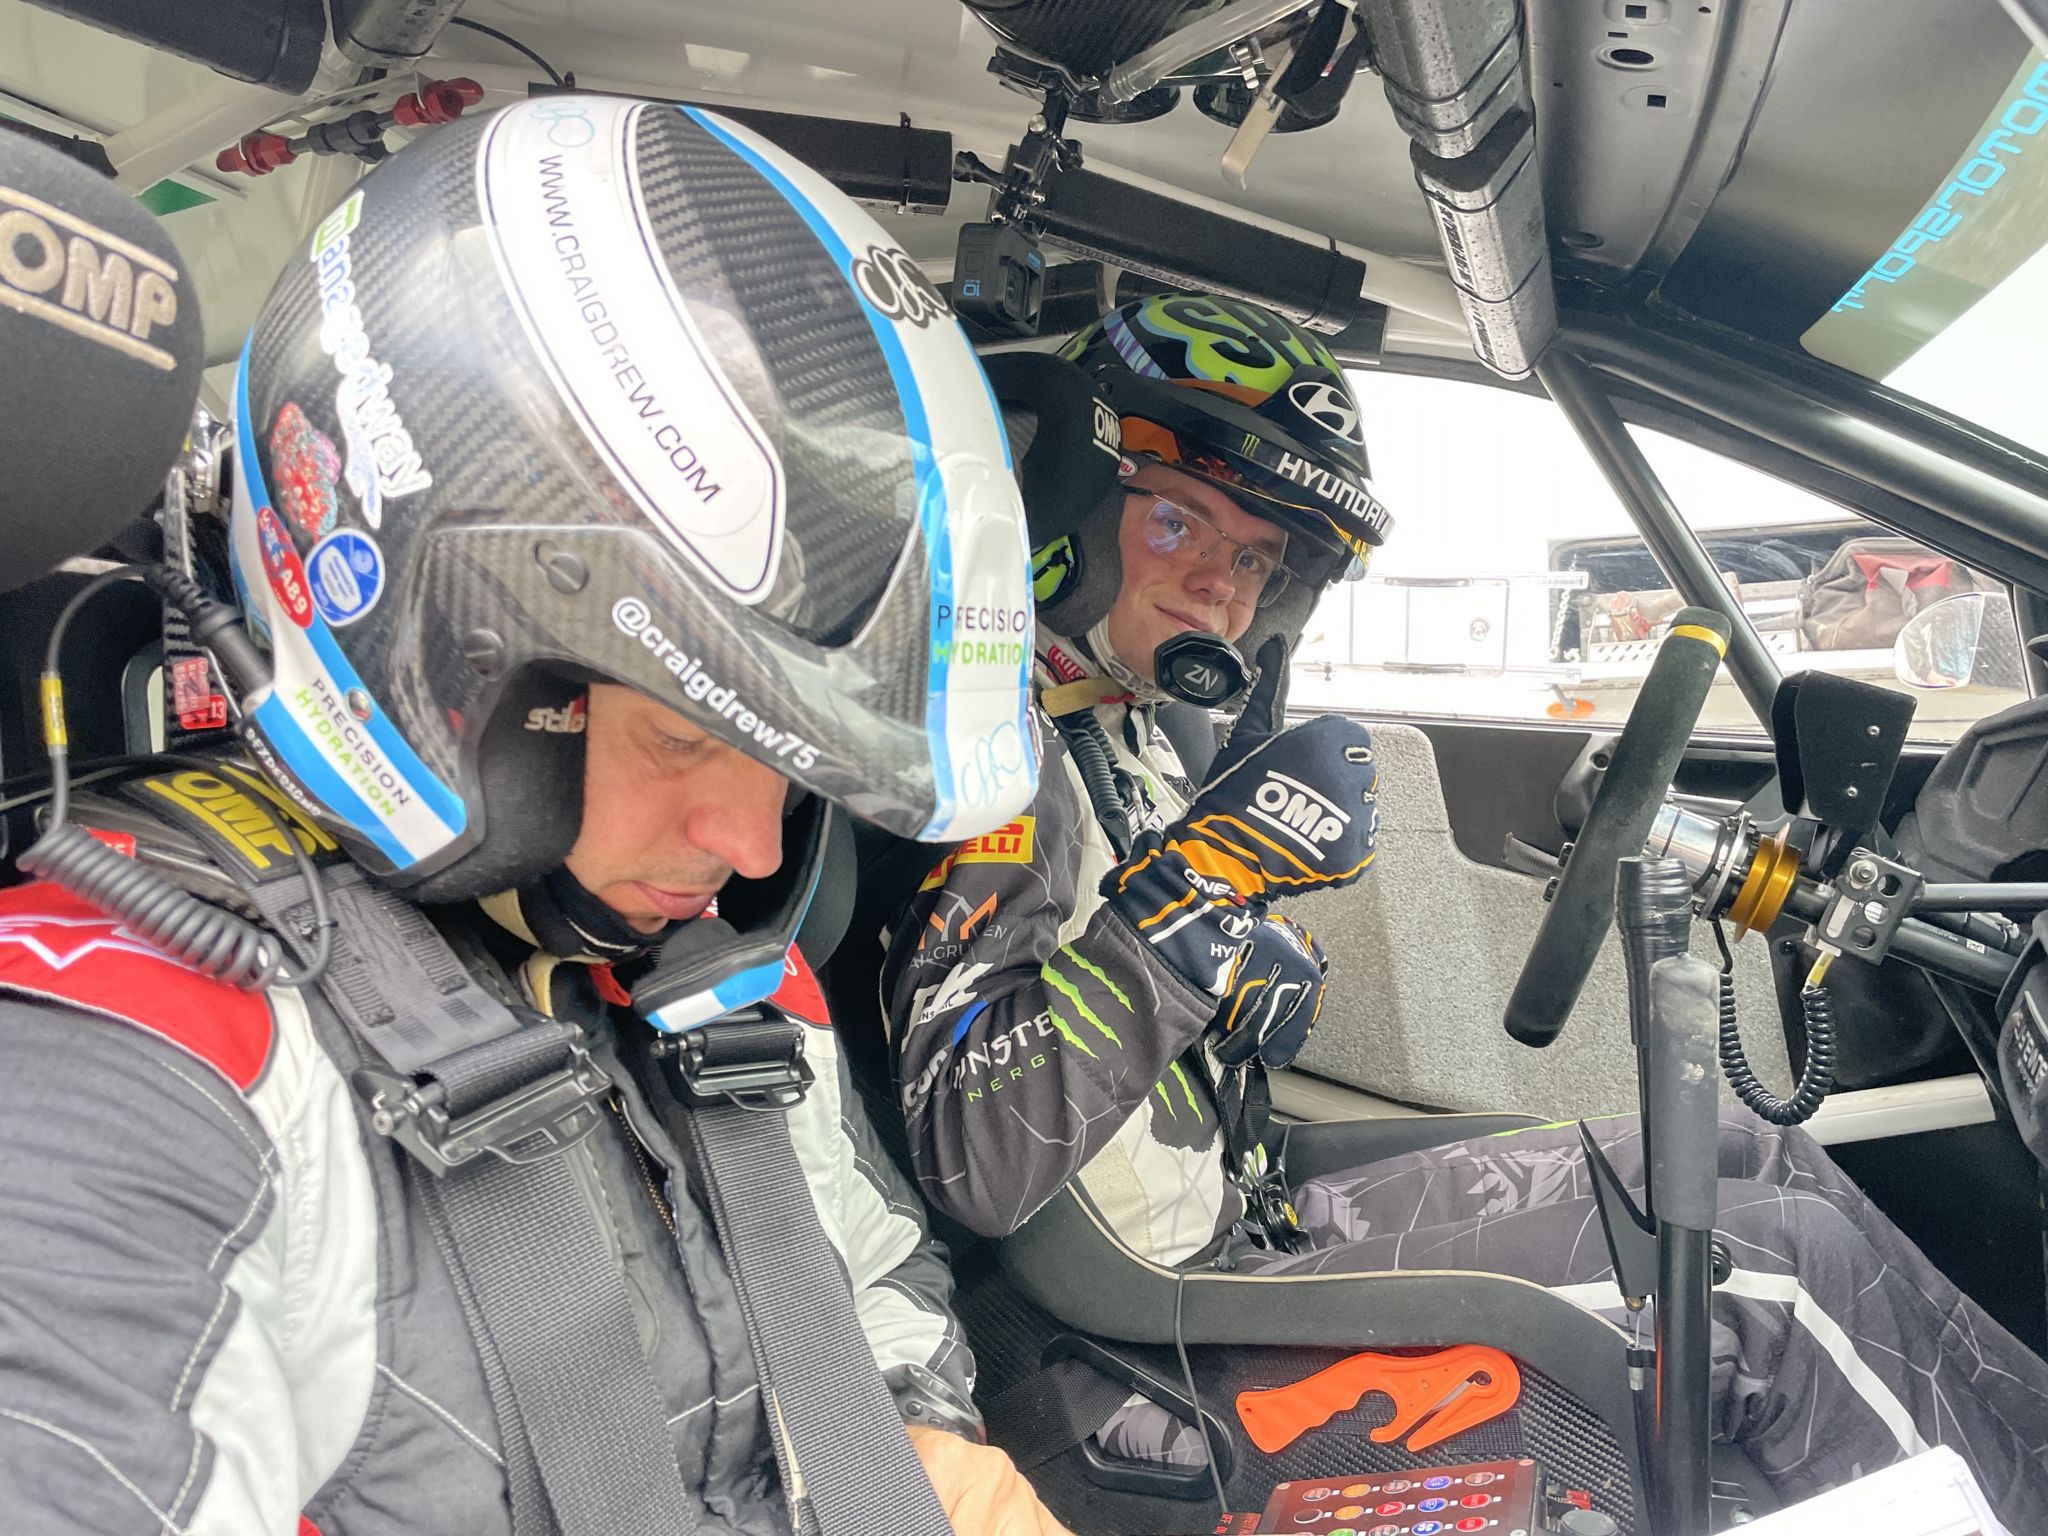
[{"left": 228, "top": 95, "right": 1039, "bottom": 925}]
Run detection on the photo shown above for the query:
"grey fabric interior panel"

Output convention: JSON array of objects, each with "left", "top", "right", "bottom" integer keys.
[{"left": 1292, "top": 724, "right": 1789, "bottom": 1118}]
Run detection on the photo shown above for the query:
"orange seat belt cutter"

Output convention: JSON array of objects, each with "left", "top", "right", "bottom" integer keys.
[{"left": 1233, "top": 1345, "right": 1521, "bottom": 1456}]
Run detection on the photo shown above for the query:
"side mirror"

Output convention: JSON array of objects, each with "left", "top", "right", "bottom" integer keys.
[{"left": 1893, "top": 591, "right": 2025, "bottom": 691}]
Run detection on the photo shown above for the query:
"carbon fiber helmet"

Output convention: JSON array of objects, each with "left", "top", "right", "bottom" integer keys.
[
  {"left": 1037, "top": 294, "right": 1393, "bottom": 671},
  {"left": 228, "top": 96, "right": 1037, "bottom": 948}
]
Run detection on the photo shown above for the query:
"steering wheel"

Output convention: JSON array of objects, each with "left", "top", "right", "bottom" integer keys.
[{"left": 1505, "top": 608, "right": 1734, "bottom": 1048}]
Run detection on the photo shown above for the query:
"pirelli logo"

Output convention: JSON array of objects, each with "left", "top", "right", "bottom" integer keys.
[
  {"left": 919, "top": 816, "right": 1036, "bottom": 890},
  {"left": 140, "top": 766, "right": 338, "bottom": 874},
  {"left": 0, "top": 181, "right": 181, "bottom": 370}
]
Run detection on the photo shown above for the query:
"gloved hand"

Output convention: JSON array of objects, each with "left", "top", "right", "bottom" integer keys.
[
  {"left": 906, "top": 1424, "right": 1077, "bottom": 1536},
  {"left": 1101, "top": 637, "right": 1376, "bottom": 993},
  {"left": 1209, "top": 914, "right": 1329, "bottom": 1070}
]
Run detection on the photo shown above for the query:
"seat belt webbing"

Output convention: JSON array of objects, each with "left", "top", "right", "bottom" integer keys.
[
  {"left": 253, "top": 865, "right": 701, "bottom": 1536},
  {"left": 684, "top": 1099, "right": 955, "bottom": 1536}
]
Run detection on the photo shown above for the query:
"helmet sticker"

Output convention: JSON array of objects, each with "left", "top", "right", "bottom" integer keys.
[
  {"left": 254, "top": 505, "right": 314, "bottom": 628},
  {"left": 270, "top": 401, "right": 342, "bottom": 539},
  {"left": 478, "top": 96, "right": 787, "bottom": 603},
  {"left": 309, "top": 192, "right": 433, "bottom": 528},
  {"left": 1132, "top": 295, "right": 1339, "bottom": 391},
  {"left": 853, "top": 244, "right": 951, "bottom": 328},
  {"left": 1286, "top": 378, "right": 1363, "bottom": 443},
  {"left": 306, "top": 529, "right": 384, "bottom": 628},
  {"left": 609, "top": 594, "right": 821, "bottom": 773}
]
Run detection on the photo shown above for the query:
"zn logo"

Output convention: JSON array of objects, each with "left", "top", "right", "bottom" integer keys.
[{"left": 853, "top": 245, "right": 950, "bottom": 328}]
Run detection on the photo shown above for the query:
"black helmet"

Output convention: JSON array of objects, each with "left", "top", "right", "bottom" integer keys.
[
  {"left": 1032, "top": 294, "right": 1391, "bottom": 674},
  {"left": 1061, "top": 294, "right": 1391, "bottom": 573},
  {"left": 228, "top": 96, "right": 1036, "bottom": 1017}
]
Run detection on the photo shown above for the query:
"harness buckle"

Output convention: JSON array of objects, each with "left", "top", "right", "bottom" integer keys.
[
  {"left": 663, "top": 1007, "right": 814, "bottom": 1110},
  {"left": 354, "top": 1038, "right": 613, "bottom": 1177}
]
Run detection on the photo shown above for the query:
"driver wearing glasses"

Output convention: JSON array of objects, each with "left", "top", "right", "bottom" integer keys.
[{"left": 878, "top": 294, "right": 2048, "bottom": 1523}]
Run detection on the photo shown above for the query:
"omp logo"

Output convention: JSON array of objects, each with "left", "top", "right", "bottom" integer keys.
[
  {"left": 525, "top": 699, "right": 587, "bottom": 733},
  {"left": 1251, "top": 771, "right": 1349, "bottom": 853},
  {"left": 141, "top": 766, "right": 338, "bottom": 872},
  {"left": 0, "top": 185, "right": 180, "bottom": 369},
  {"left": 852, "top": 244, "right": 949, "bottom": 328},
  {"left": 1287, "top": 380, "right": 1361, "bottom": 443},
  {"left": 1090, "top": 398, "right": 1122, "bottom": 456}
]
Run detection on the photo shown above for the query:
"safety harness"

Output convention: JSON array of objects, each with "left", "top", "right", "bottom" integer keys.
[{"left": 111, "top": 764, "right": 955, "bottom": 1536}]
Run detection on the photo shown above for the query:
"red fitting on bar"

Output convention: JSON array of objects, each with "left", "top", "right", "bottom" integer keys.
[
  {"left": 216, "top": 132, "right": 297, "bottom": 176},
  {"left": 392, "top": 77, "right": 485, "bottom": 128}
]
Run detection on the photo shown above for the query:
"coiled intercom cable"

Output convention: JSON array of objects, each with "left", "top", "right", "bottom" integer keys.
[
  {"left": 1713, "top": 921, "right": 1836, "bottom": 1125},
  {"left": 16, "top": 564, "right": 332, "bottom": 991}
]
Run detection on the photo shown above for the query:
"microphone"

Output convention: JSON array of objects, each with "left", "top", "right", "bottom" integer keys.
[{"left": 1, "top": 129, "right": 203, "bottom": 592}]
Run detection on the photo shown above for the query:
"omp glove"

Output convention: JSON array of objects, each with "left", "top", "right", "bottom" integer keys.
[
  {"left": 1101, "top": 643, "right": 1376, "bottom": 993},
  {"left": 1209, "top": 914, "right": 1329, "bottom": 1070}
]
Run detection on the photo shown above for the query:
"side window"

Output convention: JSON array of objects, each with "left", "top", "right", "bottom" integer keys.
[{"left": 1293, "top": 371, "right": 2024, "bottom": 742}]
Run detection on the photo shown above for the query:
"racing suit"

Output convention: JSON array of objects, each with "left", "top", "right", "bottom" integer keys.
[
  {"left": 0, "top": 868, "right": 982, "bottom": 1535},
  {"left": 885, "top": 629, "right": 1240, "bottom": 1264},
  {"left": 885, "top": 627, "right": 2048, "bottom": 1526}
]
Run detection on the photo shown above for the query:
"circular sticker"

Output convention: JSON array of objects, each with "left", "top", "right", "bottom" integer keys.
[{"left": 308, "top": 529, "right": 385, "bottom": 627}]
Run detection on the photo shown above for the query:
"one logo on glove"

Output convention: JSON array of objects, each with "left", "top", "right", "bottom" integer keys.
[{"left": 1251, "top": 771, "right": 1350, "bottom": 854}]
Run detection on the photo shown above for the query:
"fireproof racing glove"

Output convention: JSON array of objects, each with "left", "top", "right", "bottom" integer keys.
[
  {"left": 1100, "top": 638, "right": 1377, "bottom": 993},
  {"left": 1209, "top": 913, "right": 1329, "bottom": 1070}
]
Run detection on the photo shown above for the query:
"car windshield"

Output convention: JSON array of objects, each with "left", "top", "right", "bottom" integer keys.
[{"left": 1801, "top": 47, "right": 2048, "bottom": 460}]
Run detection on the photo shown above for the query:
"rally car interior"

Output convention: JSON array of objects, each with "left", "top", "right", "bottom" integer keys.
[{"left": 6, "top": 0, "right": 2048, "bottom": 1531}]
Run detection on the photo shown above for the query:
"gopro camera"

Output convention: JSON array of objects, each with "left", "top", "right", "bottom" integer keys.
[{"left": 952, "top": 221, "right": 1045, "bottom": 337}]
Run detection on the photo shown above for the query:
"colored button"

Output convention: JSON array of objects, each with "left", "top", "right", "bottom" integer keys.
[
  {"left": 1375, "top": 1503, "right": 1404, "bottom": 1517},
  {"left": 1343, "top": 1484, "right": 1370, "bottom": 1497},
  {"left": 1335, "top": 1508, "right": 1364, "bottom": 1521},
  {"left": 1413, "top": 1524, "right": 1443, "bottom": 1536},
  {"left": 1424, "top": 1477, "right": 1452, "bottom": 1490},
  {"left": 1419, "top": 1498, "right": 1448, "bottom": 1512},
  {"left": 1463, "top": 1494, "right": 1492, "bottom": 1508},
  {"left": 1457, "top": 1520, "right": 1489, "bottom": 1532},
  {"left": 1329, "top": 1530, "right": 1354, "bottom": 1536}
]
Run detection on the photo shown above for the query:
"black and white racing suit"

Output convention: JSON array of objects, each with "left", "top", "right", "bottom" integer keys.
[
  {"left": 883, "top": 627, "right": 2048, "bottom": 1525},
  {"left": 0, "top": 875, "right": 979, "bottom": 1535}
]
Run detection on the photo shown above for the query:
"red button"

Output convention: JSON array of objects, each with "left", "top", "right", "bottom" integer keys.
[
  {"left": 1462, "top": 1494, "right": 1491, "bottom": 1507},
  {"left": 1457, "top": 1521, "right": 1488, "bottom": 1533},
  {"left": 1375, "top": 1504, "right": 1404, "bottom": 1517}
]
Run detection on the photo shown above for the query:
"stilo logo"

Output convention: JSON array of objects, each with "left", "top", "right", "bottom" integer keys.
[
  {"left": 255, "top": 506, "right": 314, "bottom": 628},
  {"left": 1251, "top": 771, "right": 1349, "bottom": 852},
  {"left": 1287, "top": 379, "right": 1362, "bottom": 443},
  {"left": 852, "top": 244, "right": 951, "bottom": 328},
  {"left": 524, "top": 697, "right": 588, "bottom": 733}
]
